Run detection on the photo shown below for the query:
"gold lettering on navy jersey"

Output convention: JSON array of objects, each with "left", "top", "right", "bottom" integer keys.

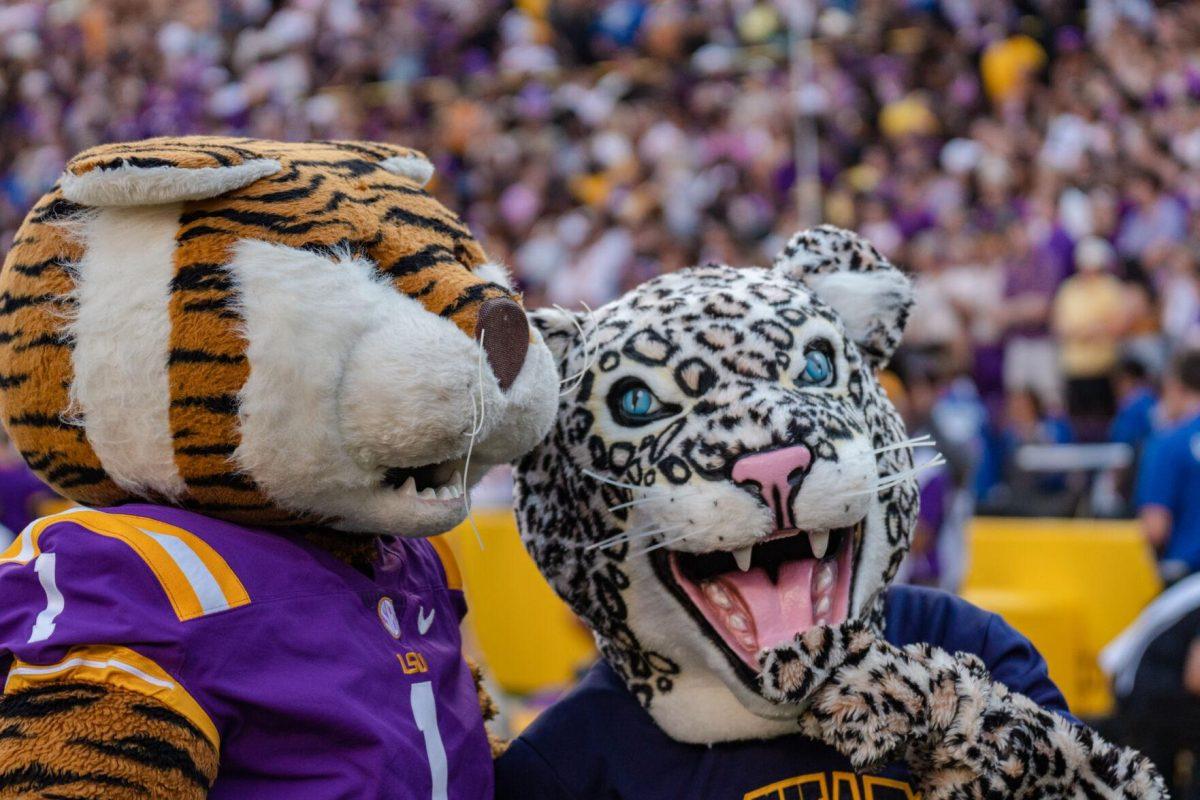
[
  {"left": 744, "top": 771, "right": 920, "bottom": 800},
  {"left": 831, "top": 772, "right": 862, "bottom": 800},
  {"left": 398, "top": 651, "right": 429, "bottom": 674},
  {"left": 861, "top": 776, "right": 919, "bottom": 799}
]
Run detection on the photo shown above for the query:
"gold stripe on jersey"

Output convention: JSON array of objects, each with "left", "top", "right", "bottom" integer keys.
[
  {"left": 0, "top": 509, "right": 249, "bottom": 620},
  {"left": 5, "top": 644, "right": 220, "bottom": 748},
  {"left": 429, "top": 535, "right": 463, "bottom": 591}
]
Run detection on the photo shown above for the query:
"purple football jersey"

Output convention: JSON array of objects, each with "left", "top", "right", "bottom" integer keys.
[{"left": 0, "top": 504, "right": 492, "bottom": 799}]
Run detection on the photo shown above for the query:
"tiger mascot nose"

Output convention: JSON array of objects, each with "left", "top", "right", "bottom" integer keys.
[{"left": 475, "top": 297, "right": 529, "bottom": 392}]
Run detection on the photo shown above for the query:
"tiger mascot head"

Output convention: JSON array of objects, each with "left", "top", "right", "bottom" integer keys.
[{"left": 0, "top": 136, "right": 559, "bottom": 537}]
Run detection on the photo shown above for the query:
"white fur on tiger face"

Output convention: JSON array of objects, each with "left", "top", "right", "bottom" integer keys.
[
  {"left": 2, "top": 138, "right": 561, "bottom": 537},
  {"left": 514, "top": 226, "right": 919, "bottom": 742}
]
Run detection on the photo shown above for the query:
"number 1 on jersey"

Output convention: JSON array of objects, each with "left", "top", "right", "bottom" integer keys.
[
  {"left": 28, "top": 553, "right": 63, "bottom": 643},
  {"left": 410, "top": 680, "right": 448, "bottom": 800}
]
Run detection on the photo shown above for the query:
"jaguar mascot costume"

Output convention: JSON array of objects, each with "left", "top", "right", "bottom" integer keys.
[
  {"left": 497, "top": 226, "right": 1165, "bottom": 799},
  {"left": 0, "top": 137, "right": 559, "bottom": 798}
]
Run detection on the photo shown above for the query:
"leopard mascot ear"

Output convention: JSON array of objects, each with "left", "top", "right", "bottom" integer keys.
[
  {"left": 529, "top": 307, "right": 587, "bottom": 371},
  {"left": 773, "top": 225, "right": 913, "bottom": 367}
]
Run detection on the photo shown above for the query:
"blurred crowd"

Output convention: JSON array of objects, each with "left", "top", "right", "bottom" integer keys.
[
  {"left": 3, "top": 1, "right": 1200, "bottom": 530},
  {"left": 7, "top": 2, "right": 1200, "bottom": 787}
]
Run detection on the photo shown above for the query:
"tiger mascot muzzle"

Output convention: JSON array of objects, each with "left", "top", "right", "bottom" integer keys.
[{"left": 0, "top": 136, "right": 559, "bottom": 537}]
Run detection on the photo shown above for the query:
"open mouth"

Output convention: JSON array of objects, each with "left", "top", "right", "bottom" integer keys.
[
  {"left": 654, "top": 521, "right": 862, "bottom": 672},
  {"left": 381, "top": 458, "right": 465, "bottom": 502}
]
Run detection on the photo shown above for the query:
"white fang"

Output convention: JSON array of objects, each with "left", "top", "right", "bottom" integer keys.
[{"left": 733, "top": 546, "right": 753, "bottom": 572}]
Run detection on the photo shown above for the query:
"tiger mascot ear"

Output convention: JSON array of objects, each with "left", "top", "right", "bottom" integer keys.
[
  {"left": 773, "top": 224, "right": 913, "bottom": 367},
  {"left": 59, "top": 137, "right": 435, "bottom": 207}
]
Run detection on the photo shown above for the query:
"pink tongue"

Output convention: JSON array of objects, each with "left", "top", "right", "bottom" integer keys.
[{"left": 721, "top": 560, "right": 815, "bottom": 649}]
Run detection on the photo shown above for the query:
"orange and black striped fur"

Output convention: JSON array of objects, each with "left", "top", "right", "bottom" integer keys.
[
  {"left": 2, "top": 137, "right": 512, "bottom": 524},
  {"left": 0, "top": 683, "right": 217, "bottom": 799},
  {"left": 0, "top": 137, "right": 558, "bottom": 797}
]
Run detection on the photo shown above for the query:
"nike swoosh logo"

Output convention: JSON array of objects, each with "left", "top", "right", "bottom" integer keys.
[{"left": 417, "top": 606, "right": 435, "bottom": 635}]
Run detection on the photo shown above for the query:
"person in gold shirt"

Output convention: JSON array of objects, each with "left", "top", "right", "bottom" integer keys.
[{"left": 1053, "top": 236, "right": 1127, "bottom": 436}]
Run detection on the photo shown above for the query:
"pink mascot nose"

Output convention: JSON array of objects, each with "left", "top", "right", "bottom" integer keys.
[{"left": 731, "top": 445, "right": 813, "bottom": 529}]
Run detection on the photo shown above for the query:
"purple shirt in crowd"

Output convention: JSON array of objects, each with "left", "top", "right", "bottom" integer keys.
[
  {"left": 0, "top": 461, "right": 57, "bottom": 535},
  {"left": 0, "top": 504, "right": 491, "bottom": 799},
  {"left": 1003, "top": 233, "right": 1071, "bottom": 340}
]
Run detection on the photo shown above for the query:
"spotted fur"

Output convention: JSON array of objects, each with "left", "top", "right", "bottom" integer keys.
[
  {"left": 515, "top": 224, "right": 1164, "bottom": 796},
  {"left": 515, "top": 226, "right": 917, "bottom": 737},
  {"left": 760, "top": 620, "right": 1166, "bottom": 799},
  {"left": 772, "top": 225, "right": 913, "bottom": 365}
]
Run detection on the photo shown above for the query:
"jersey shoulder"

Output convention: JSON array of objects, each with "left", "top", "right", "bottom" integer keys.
[
  {"left": 884, "top": 585, "right": 1034, "bottom": 660},
  {"left": 883, "top": 585, "right": 996, "bottom": 650},
  {"left": 0, "top": 507, "right": 255, "bottom": 748},
  {"left": 425, "top": 534, "right": 463, "bottom": 591},
  {"left": 510, "top": 661, "right": 663, "bottom": 761},
  {"left": 1155, "top": 417, "right": 1200, "bottom": 457},
  {"left": 884, "top": 585, "right": 1073, "bottom": 718},
  {"left": 0, "top": 506, "right": 256, "bottom": 654}
]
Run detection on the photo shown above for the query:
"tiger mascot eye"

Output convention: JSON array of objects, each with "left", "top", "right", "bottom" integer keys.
[{"left": 0, "top": 137, "right": 559, "bottom": 799}]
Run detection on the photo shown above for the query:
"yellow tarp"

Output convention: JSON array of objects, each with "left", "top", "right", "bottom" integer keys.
[
  {"left": 441, "top": 509, "right": 596, "bottom": 694},
  {"left": 962, "top": 517, "right": 1161, "bottom": 715}
]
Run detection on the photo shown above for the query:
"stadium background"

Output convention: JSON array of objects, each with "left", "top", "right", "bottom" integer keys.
[{"left": 1, "top": 0, "right": 1198, "bottom": 793}]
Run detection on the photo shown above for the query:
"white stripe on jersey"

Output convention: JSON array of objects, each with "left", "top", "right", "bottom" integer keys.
[
  {"left": 137, "top": 527, "right": 230, "bottom": 615},
  {"left": 10, "top": 656, "right": 174, "bottom": 689}
]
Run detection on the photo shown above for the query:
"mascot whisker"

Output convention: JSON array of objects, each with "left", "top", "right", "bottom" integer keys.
[
  {"left": 0, "top": 136, "right": 560, "bottom": 798},
  {"left": 497, "top": 225, "right": 1165, "bottom": 800}
]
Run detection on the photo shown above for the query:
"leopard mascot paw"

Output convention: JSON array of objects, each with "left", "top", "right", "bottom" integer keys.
[
  {"left": 760, "top": 621, "right": 1166, "bottom": 799},
  {"left": 503, "top": 224, "right": 1165, "bottom": 799}
]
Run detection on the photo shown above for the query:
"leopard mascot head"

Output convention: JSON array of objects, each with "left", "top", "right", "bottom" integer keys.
[
  {"left": 0, "top": 136, "right": 558, "bottom": 537},
  {"left": 514, "top": 226, "right": 916, "bottom": 742}
]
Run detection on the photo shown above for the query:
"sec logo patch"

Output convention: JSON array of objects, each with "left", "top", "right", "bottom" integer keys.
[{"left": 377, "top": 597, "right": 401, "bottom": 638}]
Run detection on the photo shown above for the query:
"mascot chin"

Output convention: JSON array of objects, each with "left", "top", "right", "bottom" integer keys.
[
  {"left": 0, "top": 137, "right": 559, "bottom": 798},
  {"left": 498, "top": 226, "right": 1165, "bottom": 799}
]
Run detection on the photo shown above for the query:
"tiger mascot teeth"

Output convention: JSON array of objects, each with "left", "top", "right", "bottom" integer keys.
[{"left": 0, "top": 137, "right": 558, "bottom": 799}]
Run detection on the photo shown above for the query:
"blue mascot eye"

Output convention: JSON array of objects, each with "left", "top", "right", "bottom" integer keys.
[
  {"left": 608, "top": 377, "right": 678, "bottom": 427},
  {"left": 800, "top": 350, "right": 833, "bottom": 386},
  {"left": 621, "top": 387, "right": 657, "bottom": 416}
]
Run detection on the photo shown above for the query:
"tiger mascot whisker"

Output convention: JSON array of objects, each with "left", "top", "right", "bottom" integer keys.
[{"left": 0, "top": 136, "right": 559, "bottom": 799}]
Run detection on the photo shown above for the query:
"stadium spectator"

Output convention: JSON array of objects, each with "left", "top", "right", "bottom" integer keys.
[
  {"left": 1111, "top": 357, "right": 1158, "bottom": 453},
  {"left": 1159, "top": 244, "right": 1200, "bottom": 351},
  {"left": 1116, "top": 171, "right": 1188, "bottom": 264},
  {"left": 981, "top": 387, "right": 1075, "bottom": 516},
  {"left": 1, "top": 1, "right": 1200, "bottom": 512},
  {"left": 1000, "top": 222, "right": 1063, "bottom": 411},
  {"left": 1137, "top": 349, "right": 1200, "bottom": 582},
  {"left": 1102, "top": 572, "right": 1200, "bottom": 798},
  {"left": 1052, "top": 236, "right": 1125, "bottom": 436},
  {"left": 893, "top": 355, "right": 975, "bottom": 591},
  {"left": 1120, "top": 276, "right": 1164, "bottom": 376}
]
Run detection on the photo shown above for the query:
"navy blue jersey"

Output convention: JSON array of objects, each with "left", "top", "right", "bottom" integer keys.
[{"left": 495, "top": 586, "right": 1072, "bottom": 800}]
